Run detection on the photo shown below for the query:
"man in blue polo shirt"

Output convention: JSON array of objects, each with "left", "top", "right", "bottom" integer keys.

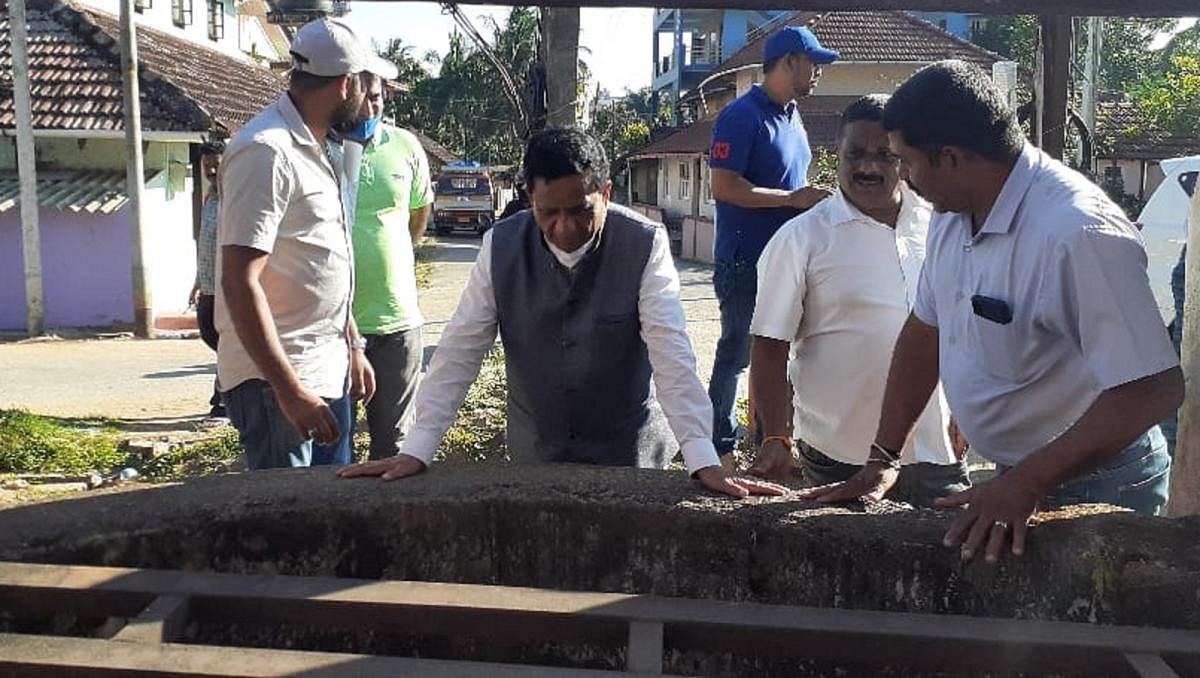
[{"left": 708, "top": 25, "right": 837, "bottom": 462}]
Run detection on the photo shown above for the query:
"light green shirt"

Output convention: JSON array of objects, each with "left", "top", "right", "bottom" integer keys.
[{"left": 351, "top": 124, "right": 434, "bottom": 335}]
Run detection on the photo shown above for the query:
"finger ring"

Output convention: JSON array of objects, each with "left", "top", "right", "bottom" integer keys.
[{"left": 993, "top": 520, "right": 1009, "bottom": 531}]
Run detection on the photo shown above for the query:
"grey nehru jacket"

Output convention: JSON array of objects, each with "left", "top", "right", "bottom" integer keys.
[{"left": 490, "top": 203, "right": 675, "bottom": 468}]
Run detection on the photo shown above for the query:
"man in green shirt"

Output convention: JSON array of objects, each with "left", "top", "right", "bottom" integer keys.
[{"left": 346, "top": 73, "right": 434, "bottom": 459}]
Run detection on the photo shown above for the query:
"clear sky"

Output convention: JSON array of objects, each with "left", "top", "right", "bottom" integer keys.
[{"left": 340, "top": 3, "right": 654, "bottom": 95}]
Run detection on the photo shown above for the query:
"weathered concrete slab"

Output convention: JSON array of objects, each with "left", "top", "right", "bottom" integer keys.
[{"left": 1, "top": 464, "right": 1198, "bottom": 635}]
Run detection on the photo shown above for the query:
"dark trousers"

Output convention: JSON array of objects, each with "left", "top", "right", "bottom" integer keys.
[
  {"left": 708, "top": 259, "right": 759, "bottom": 455},
  {"left": 364, "top": 327, "right": 423, "bottom": 460},
  {"left": 798, "top": 441, "right": 971, "bottom": 508},
  {"left": 196, "top": 294, "right": 221, "bottom": 408}
]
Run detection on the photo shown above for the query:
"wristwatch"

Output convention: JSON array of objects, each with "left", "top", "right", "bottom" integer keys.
[{"left": 350, "top": 336, "right": 367, "bottom": 351}]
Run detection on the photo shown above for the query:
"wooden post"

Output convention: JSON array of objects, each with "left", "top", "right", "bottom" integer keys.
[
  {"left": 542, "top": 7, "right": 580, "bottom": 128},
  {"left": 120, "top": 0, "right": 154, "bottom": 338},
  {"left": 1169, "top": 187, "right": 1200, "bottom": 516},
  {"left": 1036, "top": 15, "right": 1071, "bottom": 161},
  {"left": 9, "top": 0, "right": 44, "bottom": 336}
]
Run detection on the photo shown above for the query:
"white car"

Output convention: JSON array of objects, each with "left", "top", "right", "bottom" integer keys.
[{"left": 1137, "top": 155, "right": 1199, "bottom": 322}]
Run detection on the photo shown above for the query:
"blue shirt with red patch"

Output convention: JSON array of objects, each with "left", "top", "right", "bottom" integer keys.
[{"left": 710, "top": 84, "right": 812, "bottom": 263}]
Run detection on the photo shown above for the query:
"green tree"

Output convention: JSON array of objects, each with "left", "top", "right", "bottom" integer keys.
[
  {"left": 587, "top": 87, "right": 674, "bottom": 171},
  {"left": 971, "top": 15, "right": 1038, "bottom": 68},
  {"left": 1131, "top": 53, "right": 1200, "bottom": 138},
  {"left": 970, "top": 16, "right": 1180, "bottom": 96},
  {"left": 1099, "top": 18, "right": 1179, "bottom": 92},
  {"left": 589, "top": 94, "right": 650, "bottom": 166},
  {"left": 381, "top": 7, "right": 540, "bottom": 167}
]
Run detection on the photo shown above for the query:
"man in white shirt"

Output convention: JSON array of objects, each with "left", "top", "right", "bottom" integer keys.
[
  {"left": 747, "top": 95, "right": 968, "bottom": 507},
  {"left": 216, "top": 19, "right": 397, "bottom": 469},
  {"left": 803, "top": 61, "right": 1182, "bottom": 565},
  {"left": 339, "top": 128, "right": 784, "bottom": 499}
]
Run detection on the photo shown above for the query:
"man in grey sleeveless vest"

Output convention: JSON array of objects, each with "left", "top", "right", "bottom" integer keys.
[{"left": 341, "top": 128, "right": 784, "bottom": 499}]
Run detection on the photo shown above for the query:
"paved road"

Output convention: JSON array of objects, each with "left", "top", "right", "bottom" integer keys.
[{"left": 0, "top": 236, "right": 736, "bottom": 425}]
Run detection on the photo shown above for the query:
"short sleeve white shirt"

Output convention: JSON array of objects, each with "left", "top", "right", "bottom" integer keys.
[
  {"left": 214, "top": 94, "right": 354, "bottom": 399},
  {"left": 751, "top": 187, "right": 956, "bottom": 466},
  {"left": 915, "top": 145, "right": 1179, "bottom": 467}
]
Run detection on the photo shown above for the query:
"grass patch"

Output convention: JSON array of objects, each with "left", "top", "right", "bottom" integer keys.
[
  {"left": 350, "top": 347, "right": 507, "bottom": 463},
  {"left": 436, "top": 347, "right": 508, "bottom": 463},
  {"left": 415, "top": 238, "right": 436, "bottom": 289},
  {"left": 0, "top": 410, "right": 124, "bottom": 475},
  {"left": 135, "top": 428, "right": 243, "bottom": 482},
  {"left": 0, "top": 409, "right": 244, "bottom": 482}
]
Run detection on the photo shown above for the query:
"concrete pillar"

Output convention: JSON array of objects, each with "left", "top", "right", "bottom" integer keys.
[
  {"left": 120, "top": 0, "right": 154, "bottom": 337},
  {"left": 1169, "top": 187, "right": 1200, "bottom": 516},
  {"left": 9, "top": 0, "right": 44, "bottom": 336},
  {"left": 672, "top": 9, "right": 683, "bottom": 127},
  {"left": 542, "top": 7, "right": 580, "bottom": 128},
  {"left": 1080, "top": 17, "right": 1103, "bottom": 172}
]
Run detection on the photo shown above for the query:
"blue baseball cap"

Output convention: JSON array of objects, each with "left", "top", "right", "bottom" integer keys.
[{"left": 763, "top": 26, "right": 839, "bottom": 65}]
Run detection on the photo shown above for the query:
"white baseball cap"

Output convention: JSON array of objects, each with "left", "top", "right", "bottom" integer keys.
[{"left": 289, "top": 18, "right": 398, "bottom": 81}]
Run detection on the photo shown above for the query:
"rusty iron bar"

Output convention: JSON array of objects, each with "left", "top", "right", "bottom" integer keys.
[
  {"left": 0, "top": 633, "right": 673, "bottom": 677},
  {"left": 1, "top": 562, "right": 1198, "bottom": 676}
]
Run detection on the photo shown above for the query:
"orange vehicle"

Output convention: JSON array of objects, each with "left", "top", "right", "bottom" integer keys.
[{"left": 432, "top": 161, "right": 496, "bottom": 236}]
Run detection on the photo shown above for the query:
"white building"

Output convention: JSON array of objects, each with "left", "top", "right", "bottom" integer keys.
[{"left": 74, "top": 0, "right": 289, "bottom": 63}]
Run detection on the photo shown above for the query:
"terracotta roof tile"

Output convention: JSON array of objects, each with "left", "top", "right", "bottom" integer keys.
[
  {"left": 1096, "top": 100, "right": 1200, "bottom": 160},
  {"left": 721, "top": 11, "right": 1002, "bottom": 72},
  {"left": 0, "top": 0, "right": 282, "bottom": 134}
]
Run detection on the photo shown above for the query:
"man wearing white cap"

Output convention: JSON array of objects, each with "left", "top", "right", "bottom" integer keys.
[{"left": 215, "top": 19, "right": 398, "bottom": 470}]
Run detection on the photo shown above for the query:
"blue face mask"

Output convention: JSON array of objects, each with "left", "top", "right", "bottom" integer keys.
[{"left": 345, "top": 115, "right": 381, "bottom": 143}]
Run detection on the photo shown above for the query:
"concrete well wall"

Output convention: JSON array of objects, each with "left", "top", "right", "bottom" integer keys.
[{"left": 2, "top": 466, "right": 1199, "bottom": 675}]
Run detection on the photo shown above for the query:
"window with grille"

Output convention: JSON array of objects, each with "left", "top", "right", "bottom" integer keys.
[
  {"left": 172, "top": 0, "right": 192, "bottom": 27},
  {"left": 207, "top": 0, "right": 224, "bottom": 41},
  {"left": 678, "top": 162, "right": 690, "bottom": 200}
]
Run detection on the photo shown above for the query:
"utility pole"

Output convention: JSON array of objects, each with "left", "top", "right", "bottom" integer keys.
[
  {"left": 1080, "top": 16, "right": 1103, "bottom": 172},
  {"left": 9, "top": 0, "right": 44, "bottom": 336},
  {"left": 120, "top": 0, "right": 154, "bottom": 337},
  {"left": 541, "top": 7, "right": 580, "bottom": 128},
  {"left": 1170, "top": 188, "right": 1200, "bottom": 516}
]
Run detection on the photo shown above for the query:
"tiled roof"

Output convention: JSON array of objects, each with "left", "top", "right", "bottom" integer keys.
[
  {"left": 0, "top": 169, "right": 161, "bottom": 214},
  {"left": 1096, "top": 100, "right": 1200, "bottom": 161},
  {"left": 721, "top": 11, "right": 1003, "bottom": 72},
  {"left": 407, "top": 128, "right": 459, "bottom": 168},
  {"left": 632, "top": 95, "right": 857, "bottom": 158},
  {"left": 0, "top": 0, "right": 282, "bottom": 134}
]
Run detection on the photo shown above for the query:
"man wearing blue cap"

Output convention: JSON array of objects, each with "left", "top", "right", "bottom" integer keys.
[{"left": 707, "top": 25, "right": 837, "bottom": 463}]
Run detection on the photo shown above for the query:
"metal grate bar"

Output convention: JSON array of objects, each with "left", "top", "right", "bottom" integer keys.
[
  {"left": 2, "top": 561, "right": 1198, "bottom": 676},
  {"left": 111, "top": 593, "right": 190, "bottom": 644}
]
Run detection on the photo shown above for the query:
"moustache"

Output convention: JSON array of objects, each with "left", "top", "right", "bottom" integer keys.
[{"left": 852, "top": 174, "right": 885, "bottom": 184}]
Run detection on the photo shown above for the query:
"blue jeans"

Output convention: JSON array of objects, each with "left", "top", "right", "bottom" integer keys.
[
  {"left": 798, "top": 442, "right": 971, "bottom": 509},
  {"left": 1039, "top": 427, "right": 1172, "bottom": 516},
  {"left": 1161, "top": 246, "right": 1186, "bottom": 455},
  {"left": 225, "top": 379, "right": 354, "bottom": 470},
  {"left": 708, "top": 259, "right": 759, "bottom": 454}
]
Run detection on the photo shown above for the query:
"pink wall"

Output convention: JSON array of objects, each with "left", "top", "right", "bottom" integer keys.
[{"left": 0, "top": 208, "right": 133, "bottom": 331}]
